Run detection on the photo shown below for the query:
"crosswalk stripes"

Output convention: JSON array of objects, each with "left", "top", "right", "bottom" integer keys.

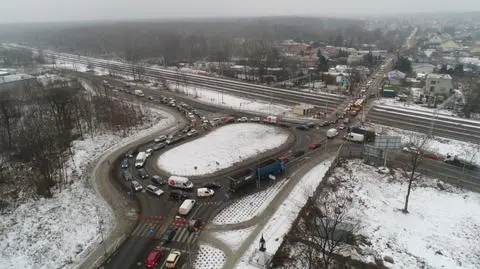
[
  {"left": 131, "top": 221, "right": 163, "bottom": 237},
  {"left": 170, "top": 227, "right": 198, "bottom": 244}
]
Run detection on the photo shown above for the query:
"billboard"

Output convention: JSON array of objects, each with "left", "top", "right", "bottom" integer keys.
[{"left": 374, "top": 136, "right": 402, "bottom": 149}]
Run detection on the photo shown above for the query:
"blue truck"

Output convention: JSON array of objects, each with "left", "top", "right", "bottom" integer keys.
[{"left": 229, "top": 158, "right": 286, "bottom": 192}]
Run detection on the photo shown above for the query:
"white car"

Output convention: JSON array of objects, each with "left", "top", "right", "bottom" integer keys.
[
  {"left": 146, "top": 148, "right": 153, "bottom": 157},
  {"left": 187, "top": 129, "right": 197, "bottom": 137},
  {"left": 146, "top": 185, "right": 164, "bottom": 197},
  {"left": 237, "top": 117, "right": 248, "bottom": 122},
  {"left": 250, "top": 117, "right": 261, "bottom": 122},
  {"left": 131, "top": 180, "right": 143, "bottom": 192},
  {"left": 197, "top": 188, "right": 215, "bottom": 197}
]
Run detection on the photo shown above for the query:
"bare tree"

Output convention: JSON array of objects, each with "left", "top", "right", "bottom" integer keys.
[
  {"left": 403, "top": 133, "right": 431, "bottom": 213},
  {"left": 0, "top": 91, "right": 21, "bottom": 149},
  {"left": 292, "top": 193, "right": 355, "bottom": 269}
]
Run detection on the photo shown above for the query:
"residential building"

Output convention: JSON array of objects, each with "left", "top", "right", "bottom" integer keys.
[
  {"left": 413, "top": 63, "right": 435, "bottom": 74},
  {"left": 440, "top": 40, "right": 460, "bottom": 52},
  {"left": 425, "top": 74, "right": 453, "bottom": 97}
]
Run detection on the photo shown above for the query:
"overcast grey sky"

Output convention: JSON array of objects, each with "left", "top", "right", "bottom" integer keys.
[{"left": 1, "top": 0, "right": 479, "bottom": 23}]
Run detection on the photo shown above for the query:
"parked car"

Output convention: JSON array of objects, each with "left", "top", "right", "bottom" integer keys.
[
  {"left": 144, "top": 246, "right": 164, "bottom": 268},
  {"left": 182, "top": 126, "right": 191, "bottom": 133},
  {"left": 146, "top": 148, "right": 153, "bottom": 157},
  {"left": 151, "top": 175, "right": 166, "bottom": 186},
  {"left": 250, "top": 117, "right": 261, "bottom": 122},
  {"left": 147, "top": 96, "right": 154, "bottom": 101},
  {"left": 146, "top": 185, "right": 164, "bottom": 197},
  {"left": 131, "top": 180, "right": 143, "bottom": 192},
  {"left": 165, "top": 250, "right": 181, "bottom": 268},
  {"left": 292, "top": 150, "right": 305, "bottom": 158},
  {"left": 137, "top": 168, "right": 149, "bottom": 179},
  {"left": 187, "top": 129, "right": 198, "bottom": 137},
  {"left": 278, "top": 155, "right": 289, "bottom": 163},
  {"left": 202, "top": 182, "right": 222, "bottom": 190},
  {"left": 121, "top": 159, "right": 129, "bottom": 169},
  {"left": 153, "top": 142, "right": 167, "bottom": 151},
  {"left": 125, "top": 148, "right": 139, "bottom": 158},
  {"left": 306, "top": 122, "right": 316, "bottom": 128}
]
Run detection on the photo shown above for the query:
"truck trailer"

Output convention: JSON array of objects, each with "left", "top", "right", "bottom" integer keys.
[
  {"left": 348, "top": 126, "right": 376, "bottom": 142},
  {"left": 229, "top": 158, "right": 286, "bottom": 192}
]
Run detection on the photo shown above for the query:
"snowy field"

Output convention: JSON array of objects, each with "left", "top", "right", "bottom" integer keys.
[
  {"left": 0, "top": 108, "right": 173, "bottom": 269},
  {"left": 235, "top": 159, "right": 334, "bottom": 269},
  {"left": 374, "top": 98, "right": 457, "bottom": 116},
  {"left": 374, "top": 124, "right": 480, "bottom": 165},
  {"left": 212, "top": 179, "right": 289, "bottom": 224},
  {"left": 166, "top": 81, "right": 312, "bottom": 119},
  {"left": 212, "top": 226, "right": 257, "bottom": 250},
  {"left": 193, "top": 244, "right": 226, "bottom": 269},
  {"left": 156, "top": 123, "right": 289, "bottom": 176},
  {"left": 327, "top": 160, "right": 480, "bottom": 269}
]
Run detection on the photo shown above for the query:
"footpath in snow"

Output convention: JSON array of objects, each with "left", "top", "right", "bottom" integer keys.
[
  {"left": 327, "top": 160, "right": 480, "bottom": 269},
  {"left": 0, "top": 108, "right": 174, "bottom": 269},
  {"left": 234, "top": 158, "right": 334, "bottom": 269},
  {"left": 156, "top": 123, "right": 289, "bottom": 176}
]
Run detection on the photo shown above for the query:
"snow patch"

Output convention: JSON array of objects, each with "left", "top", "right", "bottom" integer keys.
[
  {"left": 212, "top": 226, "right": 257, "bottom": 250},
  {"left": 156, "top": 123, "right": 289, "bottom": 176},
  {"left": 193, "top": 244, "right": 226, "bottom": 269},
  {"left": 333, "top": 159, "right": 480, "bottom": 269},
  {"left": 212, "top": 180, "right": 289, "bottom": 224}
]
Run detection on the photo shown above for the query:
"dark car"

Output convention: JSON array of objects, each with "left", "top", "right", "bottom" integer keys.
[
  {"left": 163, "top": 229, "right": 177, "bottom": 242},
  {"left": 121, "top": 159, "right": 129, "bottom": 169},
  {"left": 293, "top": 150, "right": 305, "bottom": 158},
  {"left": 296, "top": 125, "right": 309, "bottom": 130},
  {"left": 153, "top": 142, "right": 167, "bottom": 151},
  {"left": 151, "top": 175, "right": 166, "bottom": 186},
  {"left": 137, "top": 168, "right": 149, "bottom": 179},
  {"left": 122, "top": 170, "right": 133, "bottom": 181},
  {"left": 169, "top": 190, "right": 189, "bottom": 201},
  {"left": 202, "top": 182, "right": 222, "bottom": 190},
  {"left": 125, "top": 148, "right": 139, "bottom": 158}
]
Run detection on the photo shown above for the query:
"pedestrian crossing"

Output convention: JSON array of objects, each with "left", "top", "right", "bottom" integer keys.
[{"left": 132, "top": 221, "right": 201, "bottom": 244}]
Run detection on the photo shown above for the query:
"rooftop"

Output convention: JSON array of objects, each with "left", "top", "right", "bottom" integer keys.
[
  {"left": 427, "top": 73, "right": 452, "bottom": 80},
  {"left": 0, "top": 74, "right": 35, "bottom": 84}
]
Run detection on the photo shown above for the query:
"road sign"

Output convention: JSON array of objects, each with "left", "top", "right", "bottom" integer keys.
[
  {"left": 149, "top": 228, "right": 155, "bottom": 234},
  {"left": 374, "top": 136, "right": 402, "bottom": 149}
]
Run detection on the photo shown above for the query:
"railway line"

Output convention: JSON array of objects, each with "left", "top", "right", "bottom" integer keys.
[
  {"left": 368, "top": 105, "right": 480, "bottom": 143},
  {"left": 45, "top": 51, "right": 346, "bottom": 109}
]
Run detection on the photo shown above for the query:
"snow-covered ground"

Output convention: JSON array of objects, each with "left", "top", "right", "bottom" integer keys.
[
  {"left": 166, "top": 81, "right": 314, "bottom": 120},
  {"left": 193, "top": 244, "right": 226, "bottom": 269},
  {"left": 212, "top": 226, "right": 257, "bottom": 250},
  {"left": 156, "top": 123, "right": 289, "bottom": 176},
  {"left": 0, "top": 108, "right": 173, "bottom": 269},
  {"left": 374, "top": 124, "right": 480, "bottom": 165},
  {"left": 212, "top": 179, "right": 289, "bottom": 224},
  {"left": 235, "top": 158, "right": 334, "bottom": 269},
  {"left": 328, "top": 160, "right": 480, "bottom": 269},
  {"left": 374, "top": 98, "right": 457, "bottom": 117}
]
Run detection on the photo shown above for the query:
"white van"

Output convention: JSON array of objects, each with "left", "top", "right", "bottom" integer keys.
[
  {"left": 197, "top": 188, "right": 214, "bottom": 198},
  {"left": 135, "top": 152, "right": 147, "bottom": 168},
  {"left": 178, "top": 199, "right": 196, "bottom": 215},
  {"left": 326, "top": 128, "right": 338, "bottom": 138},
  {"left": 168, "top": 176, "right": 194, "bottom": 189}
]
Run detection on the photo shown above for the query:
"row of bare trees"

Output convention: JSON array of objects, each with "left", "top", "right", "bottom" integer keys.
[{"left": 0, "top": 78, "right": 145, "bottom": 197}]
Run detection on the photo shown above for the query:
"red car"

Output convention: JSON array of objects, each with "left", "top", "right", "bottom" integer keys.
[
  {"left": 308, "top": 143, "right": 321, "bottom": 150},
  {"left": 279, "top": 155, "right": 289, "bottom": 163},
  {"left": 144, "top": 246, "right": 164, "bottom": 268}
]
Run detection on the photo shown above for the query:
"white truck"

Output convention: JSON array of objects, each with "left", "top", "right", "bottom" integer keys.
[
  {"left": 167, "top": 176, "right": 194, "bottom": 189},
  {"left": 134, "top": 89, "right": 145, "bottom": 97},
  {"left": 178, "top": 199, "right": 196, "bottom": 215},
  {"left": 326, "top": 128, "right": 339, "bottom": 138},
  {"left": 345, "top": 132, "right": 365, "bottom": 143},
  {"left": 196, "top": 188, "right": 214, "bottom": 197},
  {"left": 134, "top": 151, "right": 147, "bottom": 168}
]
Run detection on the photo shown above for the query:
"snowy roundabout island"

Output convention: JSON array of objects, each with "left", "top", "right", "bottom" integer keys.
[{"left": 156, "top": 123, "right": 291, "bottom": 176}]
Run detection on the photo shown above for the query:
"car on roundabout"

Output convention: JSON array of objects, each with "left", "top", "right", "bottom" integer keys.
[{"left": 202, "top": 181, "right": 222, "bottom": 189}]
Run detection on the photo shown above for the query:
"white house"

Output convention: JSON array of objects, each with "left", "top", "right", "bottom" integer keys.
[{"left": 425, "top": 74, "right": 453, "bottom": 97}]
